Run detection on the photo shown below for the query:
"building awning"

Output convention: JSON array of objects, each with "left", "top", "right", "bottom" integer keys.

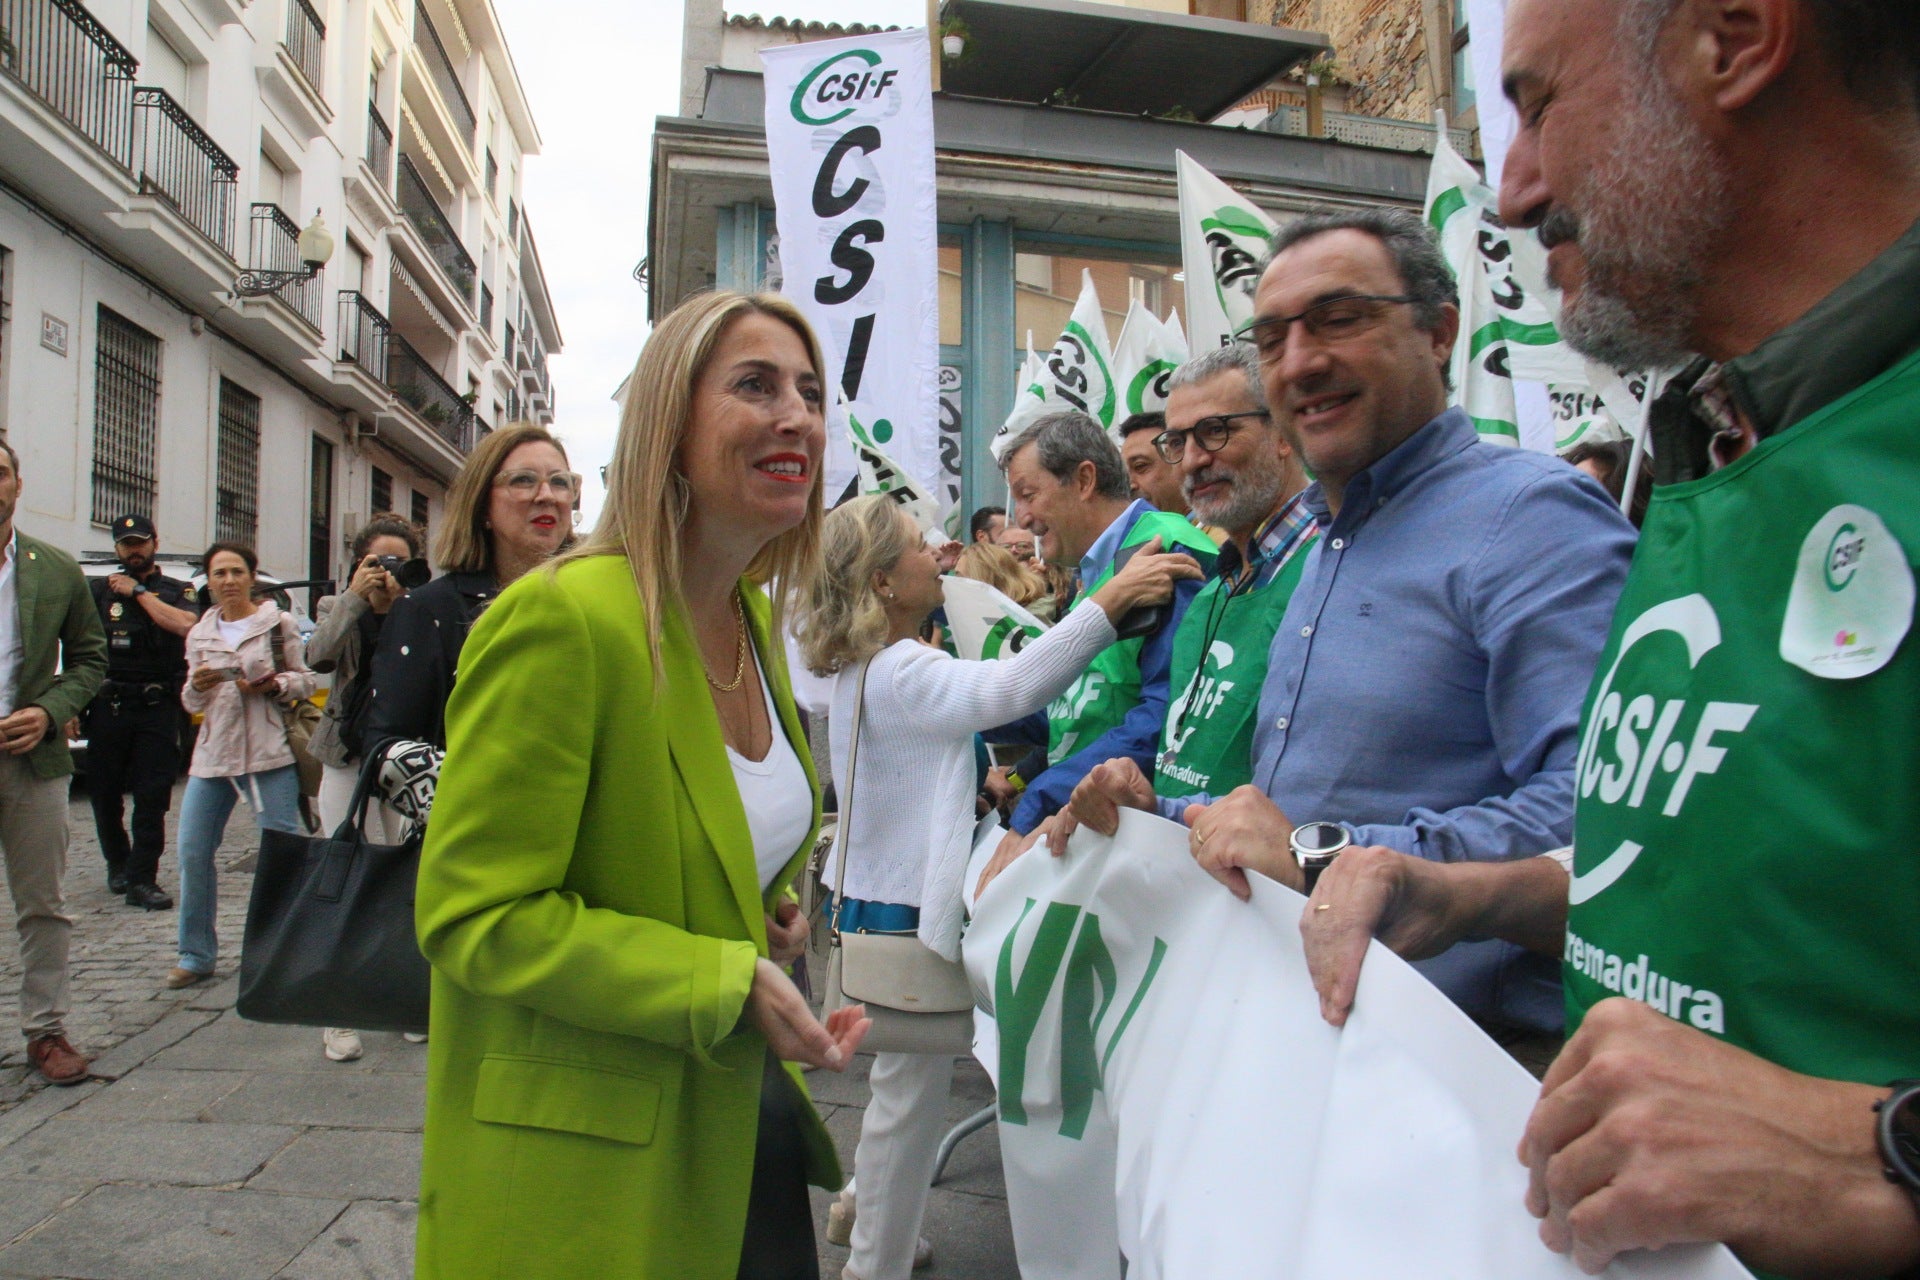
[{"left": 938, "top": 0, "right": 1325, "bottom": 121}]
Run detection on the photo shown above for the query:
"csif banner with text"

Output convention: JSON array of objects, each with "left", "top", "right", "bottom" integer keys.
[
  {"left": 762, "top": 29, "right": 941, "bottom": 513},
  {"left": 960, "top": 811, "right": 1753, "bottom": 1280}
]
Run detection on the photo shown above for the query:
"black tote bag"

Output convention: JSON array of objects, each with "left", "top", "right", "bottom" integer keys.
[{"left": 237, "top": 753, "right": 431, "bottom": 1033}]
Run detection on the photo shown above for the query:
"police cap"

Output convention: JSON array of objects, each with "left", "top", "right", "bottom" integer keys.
[{"left": 112, "top": 514, "right": 157, "bottom": 544}]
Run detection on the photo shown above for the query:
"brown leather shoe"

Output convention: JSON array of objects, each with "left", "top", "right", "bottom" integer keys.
[
  {"left": 26, "top": 1034, "right": 89, "bottom": 1086},
  {"left": 164, "top": 967, "right": 212, "bottom": 990}
]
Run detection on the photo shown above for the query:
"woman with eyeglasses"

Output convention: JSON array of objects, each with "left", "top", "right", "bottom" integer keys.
[
  {"left": 361, "top": 423, "right": 576, "bottom": 756},
  {"left": 412, "top": 293, "right": 868, "bottom": 1279}
]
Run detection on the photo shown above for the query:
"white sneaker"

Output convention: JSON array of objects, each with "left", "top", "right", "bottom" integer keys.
[
  {"left": 826, "top": 1188, "right": 855, "bottom": 1246},
  {"left": 402, "top": 1032, "right": 428, "bottom": 1043},
  {"left": 322, "top": 1028, "right": 363, "bottom": 1062}
]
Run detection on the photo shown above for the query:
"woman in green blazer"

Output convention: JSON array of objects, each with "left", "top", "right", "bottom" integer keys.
[{"left": 415, "top": 291, "right": 869, "bottom": 1280}]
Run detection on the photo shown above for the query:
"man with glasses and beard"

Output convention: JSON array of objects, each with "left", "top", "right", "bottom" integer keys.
[
  {"left": 1051, "top": 344, "right": 1314, "bottom": 823},
  {"left": 1296, "top": 2, "right": 1920, "bottom": 1275},
  {"left": 1064, "top": 208, "right": 1636, "bottom": 1068},
  {"left": 84, "top": 515, "right": 198, "bottom": 910}
]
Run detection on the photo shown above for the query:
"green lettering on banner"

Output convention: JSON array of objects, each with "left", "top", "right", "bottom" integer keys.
[
  {"left": 995, "top": 899, "right": 1082, "bottom": 1126},
  {"left": 1057, "top": 912, "right": 1118, "bottom": 1140},
  {"left": 1099, "top": 938, "right": 1168, "bottom": 1072},
  {"left": 790, "top": 48, "right": 880, "bottom": 126}
]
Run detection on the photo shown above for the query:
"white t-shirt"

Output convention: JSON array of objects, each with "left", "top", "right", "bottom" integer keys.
[
  {"left": 726, "top": 644, "right": 814, "bottom": 892},
  {"left": 217, "top": 618, "right": 249, "bottom": 649}
]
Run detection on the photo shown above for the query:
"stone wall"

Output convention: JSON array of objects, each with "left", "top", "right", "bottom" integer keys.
[{"left": 1257, "top": 0, "right": 1443, "bottom": 123}]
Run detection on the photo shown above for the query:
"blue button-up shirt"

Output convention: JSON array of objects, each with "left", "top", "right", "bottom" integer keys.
[
  {"left": 1011, "top": 499, "right": 1210, "bottom": 833},
  {"left": 1162, "top": 408, "right": 1636, "bottom": 1032}
]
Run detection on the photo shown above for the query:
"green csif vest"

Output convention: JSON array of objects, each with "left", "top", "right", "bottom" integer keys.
[
  {"left": 1046, "top": 511, "right": 1219, "bottom": 763},
  {"left": 1566, "top": 348, "right": 1920, "bottom": 1090},
  {"left": 1153, "top": 542, "right": 1314, "bottom": 800}
]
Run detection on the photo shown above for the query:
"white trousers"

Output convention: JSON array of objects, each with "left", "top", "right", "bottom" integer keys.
[
  {"left": 847, "top": 1051, "right": 957, "bottom": 1280},
  {"left": 315, "top": 761, "right": 405, "bottom": 843}
]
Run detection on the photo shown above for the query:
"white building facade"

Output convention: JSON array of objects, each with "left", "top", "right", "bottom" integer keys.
[{"left": 0, "top": 0, "right": 561, "bottom": 586}]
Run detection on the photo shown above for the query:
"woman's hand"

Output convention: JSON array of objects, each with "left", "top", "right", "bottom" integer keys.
[
  {"left": 975, "top": 818, "right": 1051, "bottom": 898},
  {"left": 1089, "top": 536, "right": 1205, "bottom": 623},
  {"left": 746, "top": 958, "right": 868, "bottom": 1070},
  {"left": 347, "top": 556, "right": 402, "bottom": 610},
  {"left": 242, "top": 672, "right": 283, "bottom": 697},
  {"left": 765, "top": 901, "right": 809, "bottom": 967},
  {"left": 189, "top": 666, "right": 233, "bottom": 692}
]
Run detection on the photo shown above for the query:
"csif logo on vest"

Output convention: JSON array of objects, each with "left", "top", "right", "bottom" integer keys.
[
  {"left": 1569, "top": 594, "right": 1759, "bottom": 906},
  {"left": 1782, "top": 504, "right": 1914, "bottom": 678},
  {"left": 1824, "top": 522, "right": 1865, "bottom": 592}
]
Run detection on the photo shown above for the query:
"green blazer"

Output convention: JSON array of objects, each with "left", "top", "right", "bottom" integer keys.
[
  {"left": 414, "top": 555, "right": 838, "bottom": 1280},
  {"left": 12, "top": 532, "right": 106, "bottom": 779}
]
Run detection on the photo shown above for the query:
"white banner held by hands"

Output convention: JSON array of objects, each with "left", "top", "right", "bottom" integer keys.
[{"left": 961, "top": 811, "right": 1754, "bottom": 1280}]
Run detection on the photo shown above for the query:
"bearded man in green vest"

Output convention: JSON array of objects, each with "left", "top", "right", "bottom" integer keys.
[
  {"left": 1053, "top": 343, "right": 1314, "bottom": 831},
  {"left": 986, "top": 411, "right": 1216, "bottom": 869},
  {"left": 1298, "top": 0, "right": 1920, "bottom": 1276}
]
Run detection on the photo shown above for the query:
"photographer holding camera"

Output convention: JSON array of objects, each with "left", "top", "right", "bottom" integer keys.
[{"left": 303, "top": 512, "right": 426, "bottom": 1064}]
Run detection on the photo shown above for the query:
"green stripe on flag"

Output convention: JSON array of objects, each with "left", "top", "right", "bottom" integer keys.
[
  {"left": 1469, "top": 321, "right": 1507, "bottom": 359},
  {"left": 1427, "top": 187, "right": 1469, "bottom": 234},
  {"left": 1499, "top": 318, "right": 1562, "bottom": 347},
  {"left": 1472, "top": 416, "right": 1521, "bottom": 440}
]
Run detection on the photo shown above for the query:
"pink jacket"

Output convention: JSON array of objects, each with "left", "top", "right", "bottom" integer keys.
[{"left": 180, "top": 603, "right": 317, "bottom": 779}]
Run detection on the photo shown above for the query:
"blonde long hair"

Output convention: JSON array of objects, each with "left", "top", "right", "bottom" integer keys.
[
  {"left": 956, "top": 542, "right": 1045, "bottom": 607},
  {"left": 564, "top": 291, "right": 828, "bottom": 671},
  {"left": 793, "top": 495, "right": 920, "bottom": 676}
]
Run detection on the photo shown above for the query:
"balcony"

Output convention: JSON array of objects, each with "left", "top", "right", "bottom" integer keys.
[
  {"left": 395, "top": 152, "right": 475, "bottom": 303},
  {"left": 243, "top": 203, "right": 323, "bottom": 329},
  {"left": 387, "top": 331, "right": 476, "bottom": 452},
  {"left": 338, "top": 289, "right": 389, "bottom": 379},
  {"left": 131, "top": 86, "right": 238, "bottom": 255},
  {"left": 284, "top": 0, "right": 323, "bottom": 93},
  {"left": 365, "top": 99, "right": 392, "bottom": 185},
  {"left": 0, "top": 0, "right": 137, "bottom": 168},
  {"left": 411, "top": 5, "right": 474, "bottom": 147}
]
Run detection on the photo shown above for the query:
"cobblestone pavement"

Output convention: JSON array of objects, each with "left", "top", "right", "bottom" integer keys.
[{"left": 0, "top": 786, "right": 1016, "bottom": 1278}]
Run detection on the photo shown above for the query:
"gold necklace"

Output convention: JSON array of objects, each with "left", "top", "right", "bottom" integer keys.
[{"left": 703, "top": 591, "right": 749, "bottom": 692}]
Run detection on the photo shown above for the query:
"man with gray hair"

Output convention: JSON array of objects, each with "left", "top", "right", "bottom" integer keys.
[
  {"left": 1052, "top": 343, "right": 1313, "bottom": 816},
  {"left": 992, "top": 410, "right": 1217, "bottom": 843},
  {"left": 1070, "top": 207, "right": 1637, "bottom": 1059}
]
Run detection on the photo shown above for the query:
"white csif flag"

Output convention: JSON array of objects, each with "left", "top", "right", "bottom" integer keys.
[
  {"left": 1110, "top": 302, "right": 1191, "bottom": 419},
  {"left": 941, "top": 575, "right": 1048, "bottom": 663},
  {"left": 992, "top": 274, "right": 1119, "bottom": 458},
  {"left": 761, "top": 28, "right": 940, "bottom": 505},
  {"left": 1176, "top": 151, "right": 1279, "bottom": 352}
]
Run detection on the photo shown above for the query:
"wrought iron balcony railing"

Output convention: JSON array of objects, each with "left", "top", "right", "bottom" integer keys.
[
  {"left": 411, "top": 4, "right": 474, "bottom": 145},
  {"left": 338, "top": 290, "right": 389, "bottom": 379},
  {"left": 396, "top": 152, "right": 475, "bottom": 302},
  {"left": 365, "top": 99, "right": 392, "bottom": 185},
  {"left": 246, "top": 203, "right": 323, "bottom": 329},
  {"left": 0, "top": 0, "right": 138, "bottom": 167},
  {"left": 132, "top": 86, "right": 239, "bottom": 255},
  {"left": 386, "top": 331, "right": 475, "bottom": 451},
  {"left": 283, "top": 0, "right": 324, "bottom": 94}
]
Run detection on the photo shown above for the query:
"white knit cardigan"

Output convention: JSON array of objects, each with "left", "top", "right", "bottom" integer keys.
[{"left": 823, "top": 602, "right": 1117, "bottom": 959}]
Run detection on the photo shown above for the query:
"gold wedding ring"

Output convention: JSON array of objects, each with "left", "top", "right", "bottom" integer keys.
[
  {"left": 1314, "top": 903, "right": 1331, "bottom": 912},
  {"left": 1195, "top": 829, "right": 1210, "bottom": 846}
]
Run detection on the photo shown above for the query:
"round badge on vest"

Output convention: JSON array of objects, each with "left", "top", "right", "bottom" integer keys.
[{"left": 1779, "top": 503, "right": 1914, "bottom": 679}]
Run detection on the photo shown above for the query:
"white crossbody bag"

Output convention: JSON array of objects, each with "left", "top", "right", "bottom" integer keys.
[{"left": 821, "top": 658, "right": 976, "bottom": 1056}]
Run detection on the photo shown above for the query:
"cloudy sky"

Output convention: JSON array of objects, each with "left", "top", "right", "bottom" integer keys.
[{"left": 491, "top": 0, "right": 926, "bottom": 523}]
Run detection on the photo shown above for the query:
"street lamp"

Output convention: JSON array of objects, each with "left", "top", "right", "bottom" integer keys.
[{"left": 233, "top": 210, "right": 334, "bottom": 297}]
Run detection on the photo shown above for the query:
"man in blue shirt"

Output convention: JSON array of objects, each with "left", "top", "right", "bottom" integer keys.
[
  {"left": 1069, "top": 207, "right": 1636, "bottom": 1044},
  {"left": 995, "top": 412, "right": 1215, "bottom": 844}
]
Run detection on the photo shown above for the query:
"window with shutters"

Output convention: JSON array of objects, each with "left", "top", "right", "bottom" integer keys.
[
  {"left": 91, "top": 307, "right": 162, "bottom": 526},
  {"left": 214, "top": 378, "right": 261, "bottom": 544},
  {"left": 410, "top": 489, "right": 428, "bottom": 535},
  {"left": 371, "top": 465, "right": 391, "bottom": 513},
  {"left": 310, "top": 435, "right": 334, "bottom": 608}
]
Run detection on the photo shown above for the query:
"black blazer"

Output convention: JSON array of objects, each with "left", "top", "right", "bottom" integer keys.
[{"left": 363, "top": 570, "right": 499, "bottom": 752}]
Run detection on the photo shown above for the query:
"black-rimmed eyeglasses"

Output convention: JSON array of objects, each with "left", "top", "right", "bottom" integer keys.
[
  {"left": 1234, "top": 294, "right": 1418, "bottom": 362},
  {"left": 1150, "top": 411, "right": 1270, "bottom": 464}
]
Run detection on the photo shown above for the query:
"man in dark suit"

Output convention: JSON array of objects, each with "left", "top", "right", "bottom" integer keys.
[{"left": 0, "top": 442, "right": 107, "bottom": 1084}]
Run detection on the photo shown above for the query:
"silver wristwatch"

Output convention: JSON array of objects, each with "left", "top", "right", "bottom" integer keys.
[{"left": 1289, "top": 821, "right": 1351, "bottom": 892}]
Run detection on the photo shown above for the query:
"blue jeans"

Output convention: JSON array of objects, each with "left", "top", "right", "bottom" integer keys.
[{"left": 176, "top": 767, "right": 301, "bottom": 974}]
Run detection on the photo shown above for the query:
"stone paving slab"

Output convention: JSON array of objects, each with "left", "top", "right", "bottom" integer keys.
[
  {"left": 67, "top": 1066, "right": 251, "bottom": 1122},
  {"left": 0, "top": 1114, "right": 300, "bottom": 1185},
  {"left": 275, "top": 1200, "right": 417, "bottom": 1280},
  {"left": 0, "top": 1185, "right": 345, "bottom": 1280},
  {"left": 209, "top": 1071, "right": 425, "bottom": 1131},
  {"left": 0, "top": 1178, "right": 86, "bottom": 1250},
  {"left": 249, "top": 1129, "right": 421, "bottom": 1202}
]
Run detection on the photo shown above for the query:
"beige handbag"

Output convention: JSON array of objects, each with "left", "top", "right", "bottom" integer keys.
[{"left": 821, "top": 658, "right": 976, "bottom": 1056}]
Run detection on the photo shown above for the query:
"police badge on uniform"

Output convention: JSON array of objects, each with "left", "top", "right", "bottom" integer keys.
[{"left": 109, "top": 602, "right": 125, "bottom": 620}]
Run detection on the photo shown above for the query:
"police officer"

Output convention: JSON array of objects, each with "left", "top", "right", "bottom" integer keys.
[{"left": 85, "top": 515, "right": 199, "bottom": 908}]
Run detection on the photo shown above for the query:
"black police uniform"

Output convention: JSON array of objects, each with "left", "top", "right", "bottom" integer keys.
[{"left": 87, "top": 568, "right": 197, "bottom": 894}]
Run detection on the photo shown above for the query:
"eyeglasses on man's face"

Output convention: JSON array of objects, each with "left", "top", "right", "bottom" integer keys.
[
  {"left": 495, "top": 469, "right": 582, "bottom": 500},
  {"left": 1234, "top": 294, "right": 1418, "bottom": 363},
  {"left": 1150, "top": 411, "right": 1271, "bottom": 465}
]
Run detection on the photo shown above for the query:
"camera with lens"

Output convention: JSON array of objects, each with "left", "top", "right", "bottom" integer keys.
[{"left": 373, "top": 554, "right": 432, "bottom": 590}]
